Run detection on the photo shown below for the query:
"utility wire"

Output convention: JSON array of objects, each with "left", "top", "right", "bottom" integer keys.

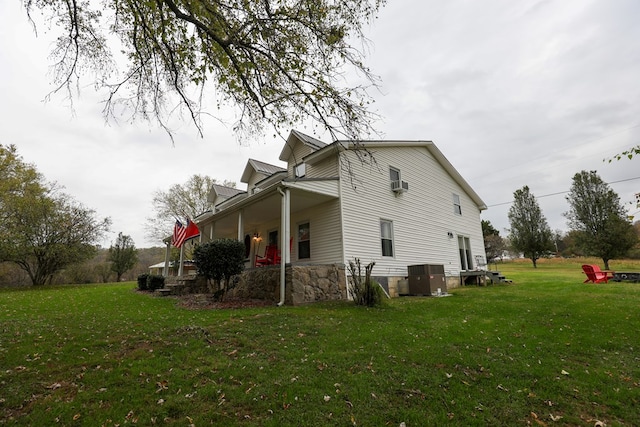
[{"left": 486, "top": 175, "right": 640, "bottom": 208}]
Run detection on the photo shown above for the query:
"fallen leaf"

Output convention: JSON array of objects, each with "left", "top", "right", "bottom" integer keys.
[
  {"left": 561, "top": 370, "right": 569, "bottom": 376},
  {"left": 550, "top": 413, "right": 562, "bottom": 421},
  {"left": 73, "top": 414, "right": 81, "bottom": 421},
  {"left": 324, "top": 395, "right": 331, "bottom": 402}
]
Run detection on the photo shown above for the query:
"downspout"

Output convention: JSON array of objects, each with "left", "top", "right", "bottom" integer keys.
[{"left": 277, "top": 187, "right": 290, "bottom": 306}]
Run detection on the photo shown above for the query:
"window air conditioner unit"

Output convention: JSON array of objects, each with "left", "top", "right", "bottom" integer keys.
[{"left": 391, "top": 180, "right": 409, "bottom": 193}]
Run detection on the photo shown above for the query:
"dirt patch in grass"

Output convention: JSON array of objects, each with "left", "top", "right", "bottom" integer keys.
[{"left": 176, "top": 294, "right": 275, "bottom": 310}]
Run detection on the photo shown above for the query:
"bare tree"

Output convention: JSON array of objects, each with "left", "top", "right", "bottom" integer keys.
[{"left": 146, "top": 174, "right": 232, "bottom": 242}]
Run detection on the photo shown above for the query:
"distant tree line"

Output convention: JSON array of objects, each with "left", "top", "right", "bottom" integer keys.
[
  {"left": 1, "top": 144, "right": 234, "bottom": 287},
  {"left": 0, "top": 246, "right": 171, "bottom": 287},
  {"left": 0, "top": 144, "right": 110, "bottom": 285},
  {"left": 484, "top": 170, "right": 639, "bottom": 268}
]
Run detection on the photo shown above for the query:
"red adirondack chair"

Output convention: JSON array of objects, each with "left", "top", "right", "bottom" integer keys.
[
  {"left": 256, "top": 245, "right": 279, "bottom": 266},
  {"left": 582, "top": 264, "right": 615, "bottom": 283}
]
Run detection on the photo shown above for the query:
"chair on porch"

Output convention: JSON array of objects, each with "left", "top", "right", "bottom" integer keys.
[{"left": 256, "top": 245, "right": 279, "bottom": 266}]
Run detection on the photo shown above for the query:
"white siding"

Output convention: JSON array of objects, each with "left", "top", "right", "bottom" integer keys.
[
  {"left": 290, "top": 199, "right": 343, "bottom": 264},
  {"left": 285, "top": 179, "right": 339, "bottom": 197},
  {"left": 339, "top": 146, "right": 486, "bottom": 278},
  {"left": 246, "top": 172, "right": 267, "bottom": 193},
  {"left": 286, "top": 142, "right": 318, "bottom": 177},
  {"left": 307, "top": 153, "right": 339, "bottom": 178}
]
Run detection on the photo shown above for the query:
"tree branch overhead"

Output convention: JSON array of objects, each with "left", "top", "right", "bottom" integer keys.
[{"left": 25, "top": 0, "right": 385, "bottom": 141}]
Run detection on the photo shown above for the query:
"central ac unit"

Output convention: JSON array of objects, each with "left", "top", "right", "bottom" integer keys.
[{"left": 391, "top": 180, "right": 409, "bottom": 193}]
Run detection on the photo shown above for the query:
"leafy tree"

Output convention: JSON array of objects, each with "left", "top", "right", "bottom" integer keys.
[
  {"left": 108, "top": 233, "right": 139, "bottom": 282},
  {"left": 0, "top": 144, "right": 111, "bottom": 285},
  {"left": 193, "top": 239, "right": 245, "bottom": 300},
  {"left": 484, "top": 234, "right": 506, "bottom": 262},
  {"left": 146, "top": 174, "right": 234, "bottom": 242},
  {"left": 507, "top": 186, "right": 554, "bottom": 268},
  {"left": 24, "top": 0, "right": 383, "bottom": 141},
  {"left": 481, "top": 220, "right": 505, "bottom": 261},
  {"left": 481, "top": 219, "right": 500, "bottom": 237},
  {"left": 565, "top": 171, "right": 637, "bottom": 269},
  {"left": 559, "top": 230, "right": 585, "bottom": 257},
  {"left": 94, "top": 263, "right": 113, "bottom": 283}
]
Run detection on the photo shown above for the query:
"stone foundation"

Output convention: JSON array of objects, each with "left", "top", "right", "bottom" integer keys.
[
  {"left": 223, "top": 264, "right": 346, "bottom": 305},
  {"left": 162, "top": 266, "right": 469, "bottom": 303}
]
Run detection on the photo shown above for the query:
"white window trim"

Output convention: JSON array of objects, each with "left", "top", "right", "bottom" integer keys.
[
  {"left": 453, "top": 193, "right": 462, "bottom": 215},
  {"left": 380, "top": 219, "right": 394, "bottom": 257},
  {"left": 457, "top": 234, "right": 473, "bottom": 270},
  {"left": 297, "top": 221, "right": 311, "bottom": 260},
  {"left": 389, "top": 166, "right": 401, "bottom": 182}
]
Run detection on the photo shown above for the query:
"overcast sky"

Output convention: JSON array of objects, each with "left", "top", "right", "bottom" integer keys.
[{"left": 1, "top": 0, "right": 639, "bottom": 249}]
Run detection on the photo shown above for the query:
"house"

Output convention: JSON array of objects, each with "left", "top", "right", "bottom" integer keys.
[
  {"left": 192, "top": 130, "right": 487, "bottom": 304},
  {"left": 149, "top": 261, "right": 196, "bottom": 276}
]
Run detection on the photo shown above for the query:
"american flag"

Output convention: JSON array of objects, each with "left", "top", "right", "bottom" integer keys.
[
  {"left": 171, "top": 220, "right": 187, "bottom": 248},
  {"left": 171, "top": 219, "right": 200, "bottom": 248}
]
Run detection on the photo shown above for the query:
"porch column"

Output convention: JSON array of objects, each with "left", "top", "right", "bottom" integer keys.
[
  {"left": 162, "top": 240, "right": 171, "bottom": 277},
  {"left": 284, "top": 189, "right": 291, "bottom": 263},
  {"left": 278, "top": 187, "right": 290, "bottom": 306},
  {"left": 209, "top": 223, "right": 214, "bottom": 241},
  {"left": 237, "top": 210, "right": 244, "bottom": 241}
]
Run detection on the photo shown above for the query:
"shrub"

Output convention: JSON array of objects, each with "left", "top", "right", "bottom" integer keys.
[
  {"left": 348, "top": 258, "right": 385, "bottom": 307},
  {"left": 147, "top": 275, "right": 165, "bottom": 291},
  {"left": 193, "top": 239, "right": 245, "bottom": 300},
  {"left": 137, "top": 273, "right": 150, "bottom": 291}
]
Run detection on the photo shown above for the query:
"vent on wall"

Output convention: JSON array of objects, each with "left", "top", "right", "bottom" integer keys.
[{"left": 391, "top": 180, "right": 409, "bottom": 193}]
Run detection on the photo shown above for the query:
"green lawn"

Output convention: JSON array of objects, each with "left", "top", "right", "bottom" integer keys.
[{"left": 1, "top": 258, "right": 639, "bottom": 426}]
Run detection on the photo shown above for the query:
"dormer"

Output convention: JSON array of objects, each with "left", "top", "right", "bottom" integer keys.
[
  {"left": 241, "top": 159, "right": 287, "bottom": 194},
  {"left": 207, "top": 184, "right": 246, "bottom": 210},
  {"left": 279, "top": 130, "right": 327, "bottom": 177}
]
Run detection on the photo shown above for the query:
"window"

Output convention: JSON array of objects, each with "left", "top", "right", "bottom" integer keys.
[
  {"left": 268, "top": 230, "right": 278, "bottom": 247},
  {"left": 457, "top": 235, "right": 473, "bottom": 270},
  {"left": 389, "top": 167, "right": 400, "bottom": 183},
  {"left": 294, "top": 163, "right": 306, "bottom": 178},
  {"left": 298, "top": 222, "right": 310, "bottom": 259},
  {"left": 453, "top": 194, "right": 462, "bottom": 215},
  {"left": 380, "top": 220, "right": 394, "bottom": 257}
]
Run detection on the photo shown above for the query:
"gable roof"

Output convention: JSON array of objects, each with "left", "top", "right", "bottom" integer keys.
[
  {"left": 279, "top": 130, "right": 328, "bottom": 161},
  {"left": 305, "top": 139, "right": 487, "bottom": 211},
  {"left": 211, "top": 183, "right": 245, "bottom": 198},
  {"left": 241, "top": 159, "right": 287, "bottom": 183}
]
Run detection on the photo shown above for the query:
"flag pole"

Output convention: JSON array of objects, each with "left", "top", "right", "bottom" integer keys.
[{"left": 178, "top": 244, "right": 185, "bottom": 276}]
